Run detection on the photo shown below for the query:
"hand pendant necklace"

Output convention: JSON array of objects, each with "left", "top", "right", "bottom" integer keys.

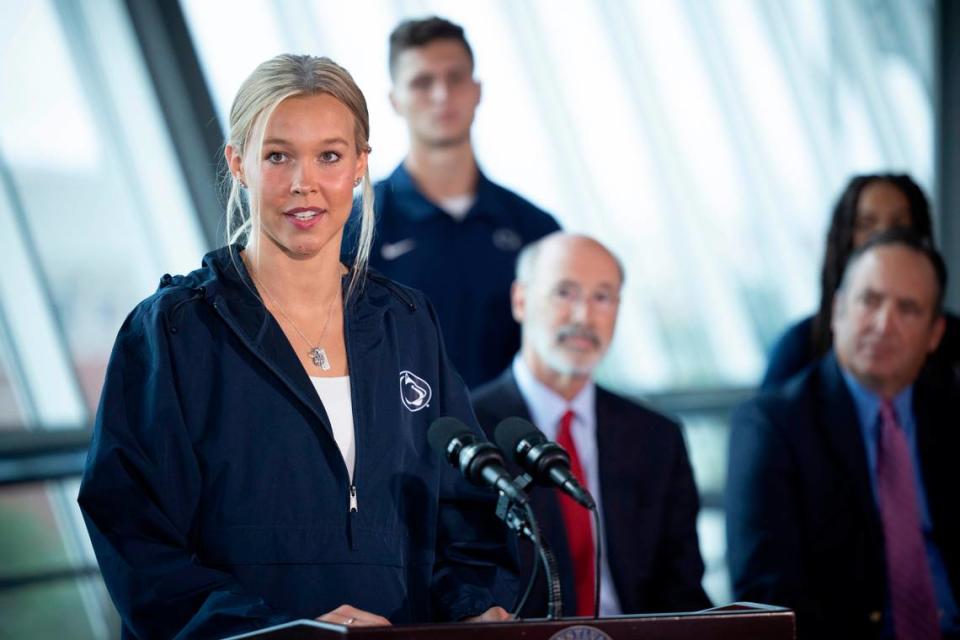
[{"left": 253, "top": 274, "right": 340, "bottom": 371}]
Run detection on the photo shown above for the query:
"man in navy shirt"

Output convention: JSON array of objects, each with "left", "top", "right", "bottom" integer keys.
[
  {"left": 727, "top": 229, "right": 960, "bottom": 639},
  {"left": 370, "top": 16, "right": 560, "bottom": 388}
]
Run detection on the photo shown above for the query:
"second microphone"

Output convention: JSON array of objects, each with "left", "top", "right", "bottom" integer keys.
[{"left": 494, "top": 416, "right": 596, "bottom": 510}]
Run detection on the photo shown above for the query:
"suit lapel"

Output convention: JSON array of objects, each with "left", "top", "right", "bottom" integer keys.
[
  {"left": 492, "top": 369, "right": 535, "bottom": 424},
  {"left": 913, "top": 375, "right": 960, "bottom": 592},
  {"left": 594, "top": 389, "right": 631, "bottom": 612},
  {"left": 816, "top": 354, "right": 882, "bottom": 532},
  {"left": 498, "top": 370, "right": 578, "bottom": 616}
]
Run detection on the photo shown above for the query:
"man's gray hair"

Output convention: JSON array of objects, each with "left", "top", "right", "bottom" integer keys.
[{"left": 515, "top": 232, "right": 625, "bottom": 285}]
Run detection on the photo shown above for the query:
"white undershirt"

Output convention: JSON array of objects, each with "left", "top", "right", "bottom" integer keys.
[
  {"left": 309, "top": 376, "right": 356, "bottom": 481},
  {"left": 438, "top": 194, "right": 476, "bottom": 221}
]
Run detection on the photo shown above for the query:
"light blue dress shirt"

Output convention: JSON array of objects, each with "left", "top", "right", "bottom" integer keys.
[{"left": 512, "top": 356, "right": 623, "bottom": 616}]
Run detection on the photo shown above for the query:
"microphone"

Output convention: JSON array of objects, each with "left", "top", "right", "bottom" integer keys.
[
  {"left": 428, "top": 417, "right": 528, "bottom": 505},
  {"left": 495, "top": 417, "right": 596, "bottom": 510}
]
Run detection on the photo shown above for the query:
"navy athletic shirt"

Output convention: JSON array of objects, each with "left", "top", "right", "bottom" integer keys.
[{"left": 365, "top": 163, "right": 560, "bottom": 389}]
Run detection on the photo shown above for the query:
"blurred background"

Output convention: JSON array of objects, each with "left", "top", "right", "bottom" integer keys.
[{"left": 1, "top": 0, "right": 957, "bottom": 636}]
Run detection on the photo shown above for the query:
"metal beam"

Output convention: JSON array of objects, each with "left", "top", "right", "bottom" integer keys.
[
  {"left": 938, "top": 0, "right": 960, "bottom": 308},
  {"left": 122, "top": 0, "right": 224, "bottom": 248},
  {"left": 0, "top": 429, "right": 91, "bottom": 486}
]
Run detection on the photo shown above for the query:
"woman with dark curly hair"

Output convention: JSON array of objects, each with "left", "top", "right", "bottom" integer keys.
[{"left": 762, "top": 173, "right": 959, "bottom": 389}]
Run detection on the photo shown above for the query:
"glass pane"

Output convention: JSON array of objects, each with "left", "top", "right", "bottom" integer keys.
[
  {"left": 683, "top": 414, "right": 732, "bottom": 606},
  {"left": 698, "top": 507, "right": 729, "bottom": 606},
  {"left": 0, "top": 575, "right": 118, "bottom": 639},
  {"left": 682, "top": 415, "right": 730, "bottom": 498},
  {"left": 0, "top": 0, "right": 206, "bottom": 415},
  {"left": 0, "top": 484, "right": 73, "bottom": 575},
  {"left": 1, "top": 0, "right": 208, "bottom": 636},
  {"left": 0, "top": 482, "right": 116, "bottom": 638},
  {"left": 0, "top": 341, "right": 25, "bottom": 430}
]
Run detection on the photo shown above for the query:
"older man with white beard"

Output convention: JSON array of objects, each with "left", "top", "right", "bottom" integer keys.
[{"left": 472, "top": 232, "right": 711, "bottom": 618}]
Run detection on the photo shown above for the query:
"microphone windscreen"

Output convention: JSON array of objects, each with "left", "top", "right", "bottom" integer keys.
[
  {"left": 428, "top": 416, "right": 474, "bottom": 455},
  {"left": 494, "top": 416, "right": 546, "bottom": 460}
]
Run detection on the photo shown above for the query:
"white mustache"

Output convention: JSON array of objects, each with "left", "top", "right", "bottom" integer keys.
[{"left": 557, "top": 325, "right": 600, "bottom": 347}]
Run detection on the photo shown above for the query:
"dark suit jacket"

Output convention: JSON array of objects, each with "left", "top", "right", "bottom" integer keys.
[
  {"left": 472, "top": 369, "right": 711, "bottom": 617},
  {"left": 727, "top": 352, "right": 960, "bottom": 639}
]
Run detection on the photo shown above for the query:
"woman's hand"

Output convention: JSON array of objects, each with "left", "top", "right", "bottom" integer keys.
[
  {"left": 316, "top": 604, "right": 391, "bottom": 627},
  {"left": 462, "top": 606, "right": 512, "bottom": 622}
]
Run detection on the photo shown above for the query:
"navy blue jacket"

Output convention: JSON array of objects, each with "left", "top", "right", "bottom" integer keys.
[
  {"left": 78, "top": 246, "right": 518, "bottom": 639},
  {"left": 365, "top": 163, "right": 560, "bottom": 389}
]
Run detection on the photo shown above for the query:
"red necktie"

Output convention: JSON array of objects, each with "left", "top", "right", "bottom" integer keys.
[
  {"left": 876, "top": 400, "right": 941, "bottom": 640},
  {"left": 555, "top": 409, "right": 595, "bottom": 617}
]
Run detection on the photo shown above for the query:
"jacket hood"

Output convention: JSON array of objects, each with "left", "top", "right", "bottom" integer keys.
[
  {"left": 157, "top": 245, "right": 419, "bottom": 332},
  {"left": 197, "top": 244, "right": 418, "bottom": 309}
]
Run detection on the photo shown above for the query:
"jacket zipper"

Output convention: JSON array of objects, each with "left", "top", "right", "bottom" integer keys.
[
  {"left": 343, "top": 286, "right": 362, "bottom": 550},
  {"left": 211, "top": 297, "right": 359, "bottom": 517}
]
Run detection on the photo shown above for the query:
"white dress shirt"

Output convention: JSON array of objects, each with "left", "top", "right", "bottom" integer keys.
[{"left": 512, "top": 356, "right": 623, "bottom": 616}]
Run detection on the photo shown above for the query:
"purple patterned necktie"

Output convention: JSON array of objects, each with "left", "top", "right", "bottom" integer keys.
[{"left": 877, "top": 400, "right": 941, "bottom": 640}]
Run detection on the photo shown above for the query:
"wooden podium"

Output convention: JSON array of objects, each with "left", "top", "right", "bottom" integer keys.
[{"left": 228, "top": 603, "right": 794, "bottom": 639}]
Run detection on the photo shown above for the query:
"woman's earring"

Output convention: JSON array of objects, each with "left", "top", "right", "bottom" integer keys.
[
  {"left": 353, "top": 177, "right": 361, "bottom": 188},
  {"left": 236, "top": 175, "right": 247, "bottom": 188}
]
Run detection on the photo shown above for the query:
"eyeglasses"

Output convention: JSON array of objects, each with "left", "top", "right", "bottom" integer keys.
[{"left": 549, "top": 283, "right": 620, "bottom": 314}]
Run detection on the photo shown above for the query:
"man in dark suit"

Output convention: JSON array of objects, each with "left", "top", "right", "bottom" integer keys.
[
  {"left": 472, "top": 232, "right": 710, "bottom": 617},
  {"left": 727, "top": 228, "right": 960, "bottom": 639}
]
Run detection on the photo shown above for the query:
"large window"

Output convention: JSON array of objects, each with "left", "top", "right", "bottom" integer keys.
[
  {"left": 1, "top": 1, "right": 206, "bottom": 414},
  {"left": 0, "top": 0, "right": 207, "bottom": 635}
]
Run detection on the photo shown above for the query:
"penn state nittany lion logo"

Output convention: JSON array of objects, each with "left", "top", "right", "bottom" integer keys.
[
  {"left": 549, "top": 625, "right": 612, "bottom": 640},
  {"left": 399, "top": 370, "right": 432, "bottom": 412}
]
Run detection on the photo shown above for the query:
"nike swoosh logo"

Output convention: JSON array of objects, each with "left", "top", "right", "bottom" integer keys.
[{"left": 381, "top": 239, "right": 416, "bottom": 260}]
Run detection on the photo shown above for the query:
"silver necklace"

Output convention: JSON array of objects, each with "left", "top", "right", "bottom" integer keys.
[{"left": 252, "top": 272, "right": 340, "bottom": 371}]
